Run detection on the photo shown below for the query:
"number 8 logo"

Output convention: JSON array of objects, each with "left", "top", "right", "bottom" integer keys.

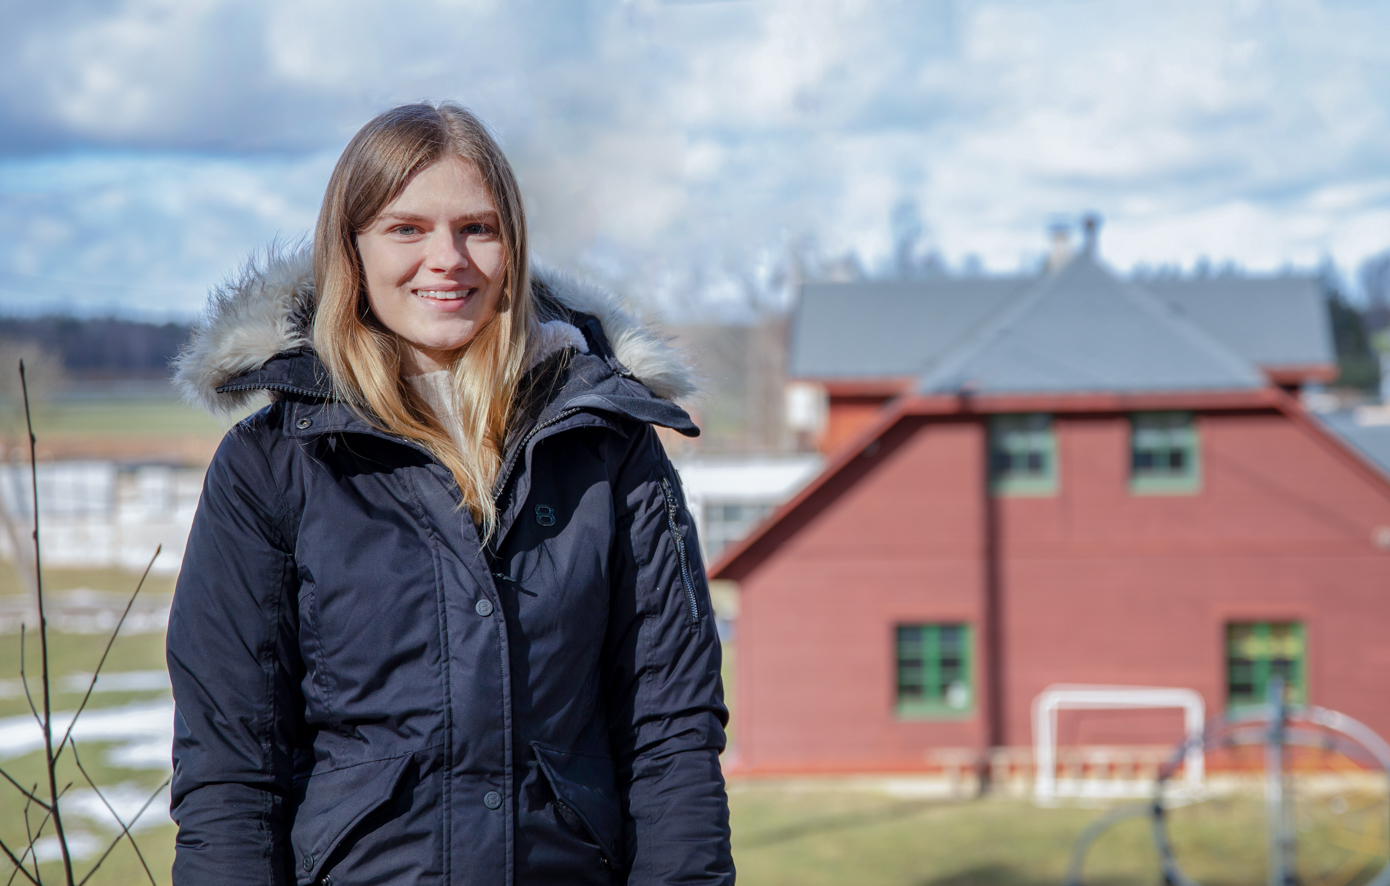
[{"left": 535, "top": 504, "right": 556, "bottom": 527}]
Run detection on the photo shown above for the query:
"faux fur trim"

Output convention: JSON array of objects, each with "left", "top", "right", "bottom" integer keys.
[
  {"left": 529, "top": 264, "right": 698, "bottom": 403},
  {"left": 526, "top": 318, "right": 589, "bottom": 373},
  {"left": 172, "top": 246, "right": 315, "bottom": 415},
  {"left": 173, "top": 245, "right": 697, "bottom": 414}
]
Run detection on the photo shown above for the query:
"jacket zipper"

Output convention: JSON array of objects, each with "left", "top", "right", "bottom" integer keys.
[
  {"left": 491, "top": 407, "right": 584, "bottom": 510},
  {"left": 658, "top": 476, "right": 699, "bottom": 624},
  {"left": 216, "top": 381, "right": 326, "bottom": 397},
  {"left": 553, "top": 799, "right": 611, "bottom": 868}
]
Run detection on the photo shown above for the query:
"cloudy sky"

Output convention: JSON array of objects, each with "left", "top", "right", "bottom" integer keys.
[{"left": 1, "top": 0, "right": 1388, "bottom": 318}]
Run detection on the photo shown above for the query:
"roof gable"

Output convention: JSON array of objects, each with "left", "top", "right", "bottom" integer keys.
[
  {"left": 790, "top": 278, "right": 1028, "bottom": 379},
  {"left": 917, "top": 256, "right": 1266, "bottom": 395}
]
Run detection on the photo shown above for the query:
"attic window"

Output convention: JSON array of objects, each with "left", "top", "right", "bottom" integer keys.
[
  {"left": 989, "top": 414, "right": 1057, "bottom": 496},
  {"left": 1131, "top": 412, "right": 1200, "bottom": 494}
]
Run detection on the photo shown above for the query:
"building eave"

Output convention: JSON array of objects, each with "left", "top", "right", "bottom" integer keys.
[
  {"left": 710, "top": 383, "right": 1358, "bottom": 584},
  {"left": 1263, "top": 363, "right": 1340, "bottom": 386},
  {"left": 1274, "top": 392, "right": 1390, "bottom": 494},
  {"left": 796, "top": 377, "right": 915, "bottom": 398},
  {"left": 709, "top": 394, "right": 913, "bottom": 582},
  {"left": 904, "top": 387, "right": 1284, "bottom": 415},
  {"left": 714, "top": 384, "right": 1390, "bottom": 585}
]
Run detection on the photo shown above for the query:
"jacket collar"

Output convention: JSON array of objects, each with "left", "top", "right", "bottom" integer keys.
[{"left": 172, "top": 245, "right": 699, "bottom": 437}]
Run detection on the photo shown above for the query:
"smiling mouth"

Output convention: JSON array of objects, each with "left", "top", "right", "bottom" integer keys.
[{"left": 413, "top": 288, "right": 474, "bottom": 301}]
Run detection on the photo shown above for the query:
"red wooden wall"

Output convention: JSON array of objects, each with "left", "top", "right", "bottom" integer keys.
[{"left": 728, "top": 408, "right": 1390, "bottom": 773}]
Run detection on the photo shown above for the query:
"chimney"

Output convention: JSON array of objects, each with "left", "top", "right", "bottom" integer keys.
[
  {"left": 1046, "top": 222, "right": 1071, "bottom": 272},
  {"left": 1081, "top": 212, "right": 1102, "bottom": 257}
]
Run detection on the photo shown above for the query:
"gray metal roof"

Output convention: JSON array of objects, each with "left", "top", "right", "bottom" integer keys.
[
  {"left": 790, "top": 279, "right": 1028, "bottom": 378},
  {"left": 1141, "top": 277, "right": 1334, "bottom": 368},
  {"left": 917, "top": 256, "right": 1266, "bottom": 395},
  {"left": 1317, "top": 411, "right": 1390, "bottom": 479},
  {"left": 791, "top": 261, "right": 1333, "bottom": 395}
]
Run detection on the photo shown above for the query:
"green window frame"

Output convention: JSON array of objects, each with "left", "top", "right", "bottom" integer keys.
[
  {"left": 896, "top": 623, "right": 974, "bottom": 718},
  {"left": 1227, "top": 621, "right": 1305, "bottom": 709},
  {"left": 1131, "top": 412, "right": 1201, "bottom": 494},
  {"left": 989, "top": 414, "right": 1057, "bottom": 496}
]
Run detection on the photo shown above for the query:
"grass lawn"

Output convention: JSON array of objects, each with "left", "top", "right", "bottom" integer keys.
[
  {"left": 2, "top": 595, "right": 1386, "bottom": 885},
  {"left": 0, "top": 565, "right": 176, "bottom": 600},
  {"left": 0, "top": 394, "right": 252, "bottom": 462},
  {"left": 735, "top": 783, "right": 1390, "bottom": 885},
  {"left": 25, "top": 398, "right": 228, "bottom": 438}
]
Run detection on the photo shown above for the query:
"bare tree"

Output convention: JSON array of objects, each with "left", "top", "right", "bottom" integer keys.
[{"left": 0, "top": 361, "right": 167, "bottom": 886}]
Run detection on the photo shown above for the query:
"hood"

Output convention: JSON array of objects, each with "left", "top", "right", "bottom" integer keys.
[{"left": 172, "top": 245, "right": 698, "bottom": 416}]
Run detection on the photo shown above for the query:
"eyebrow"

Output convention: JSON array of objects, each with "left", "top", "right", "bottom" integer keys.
[{"left": 377, "top": 210, "right": 499, "bottom": 225}]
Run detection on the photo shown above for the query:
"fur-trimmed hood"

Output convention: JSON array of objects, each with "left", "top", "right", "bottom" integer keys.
[{"left": 173, "top": 245, "right": 697, "bottom": 416}]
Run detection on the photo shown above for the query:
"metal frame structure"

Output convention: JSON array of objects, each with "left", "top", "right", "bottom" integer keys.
[
  {"left": 1067, "top": 679, "right": 1390, "bottom": 886},
  {"left": 1033, "top": 684, "right": 1206, "bottom": 805}
]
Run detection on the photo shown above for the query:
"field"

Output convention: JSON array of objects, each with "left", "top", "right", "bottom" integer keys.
[
  {"left": 2, "top": 569, "right": 1388, "bottom": 885},
  {"left": 0, "top": 394, "right": 239, "bottom": 464}
]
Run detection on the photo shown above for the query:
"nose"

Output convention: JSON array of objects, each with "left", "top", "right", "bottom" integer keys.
[{"left": 424, "top": 228, "right": 469, "bottom": 272}]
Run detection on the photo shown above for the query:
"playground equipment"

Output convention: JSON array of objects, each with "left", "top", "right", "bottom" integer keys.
[
  {"left": 1067, "top": 679, "right": 1390, "bottom": 886},
  {"left": 1034, "top": 685, "right": 1206, "bottom": 805}
]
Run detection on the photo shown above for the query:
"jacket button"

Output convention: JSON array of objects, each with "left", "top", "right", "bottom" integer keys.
[
  {"left": 483, "top": 791, "right": 502, "bottom": 809},
  {"left": 475, "top": 599, "right": 493, "bottom": 617},
  {"left": 302, "top": 853, "right": 314, "bottom": 871},
  {"left": 297, "top": 417, "right": 312, "bottom": 429}
]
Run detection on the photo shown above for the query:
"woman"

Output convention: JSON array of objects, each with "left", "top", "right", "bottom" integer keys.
[{"left": 167, "top": 103, "right": 733, "bottom": 886}]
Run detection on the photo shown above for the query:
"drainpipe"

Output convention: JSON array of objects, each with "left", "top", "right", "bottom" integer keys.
[{"left": 962, "top": 389, "right": 1004, "bottom": 794}]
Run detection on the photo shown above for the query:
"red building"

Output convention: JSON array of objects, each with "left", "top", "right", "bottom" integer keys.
[{"left": 711, "top": 246, "right": 1390, "bottom": 776}]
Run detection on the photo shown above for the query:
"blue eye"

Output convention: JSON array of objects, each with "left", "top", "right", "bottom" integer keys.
[
  {"left": 393, "top": 225, "right": 419, "bottom": 236},
  {"left": 462, "top": 223, "right": 490, "bottom": 235}
]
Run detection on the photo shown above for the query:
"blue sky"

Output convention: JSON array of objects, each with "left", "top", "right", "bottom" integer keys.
[{"left": 2, "top": 0, "right": 1388, "bottom": 318}]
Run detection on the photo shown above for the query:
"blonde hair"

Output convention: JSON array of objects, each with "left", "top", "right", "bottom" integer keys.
[{"left": 312, "top": 102, "right": 533, "bottom": 539}]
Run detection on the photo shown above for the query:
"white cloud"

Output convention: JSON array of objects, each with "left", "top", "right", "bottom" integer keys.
[{"left": 1, "top": 0, "right": 1388, "bottom": 316}]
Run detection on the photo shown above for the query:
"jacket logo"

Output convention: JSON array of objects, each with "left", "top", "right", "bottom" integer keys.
[{"left": 535, "top": 504, "right": 556, "bottom": 527}]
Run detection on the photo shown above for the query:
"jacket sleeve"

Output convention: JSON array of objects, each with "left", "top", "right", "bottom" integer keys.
[
  {"left": 166, "top": 417, "right": 302, "bottom": 886},
  {"left": 604, "top": 424, "right": 734, "bottom": 885}
]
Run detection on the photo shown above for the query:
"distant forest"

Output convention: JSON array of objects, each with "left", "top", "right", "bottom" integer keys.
[
  {"left": 0, "top": 280, "right": 1381, "bottom": 396},
  {"left": 0, "top": 317, "right": 189, "bottom": 378}
]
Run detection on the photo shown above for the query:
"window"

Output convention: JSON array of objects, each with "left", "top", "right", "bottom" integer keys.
[
  {"left": 990, "top": 414, "right": 1057, "bottom": 495},
  {"left": 1227, "top": 622, "right": 1305, "bottom": 708},
  {"left": 701, "top": 500, "right": 775, "bottom": 560},
  {"left": 896, "top": 624, "right": 973, "bottom": 717},
  {"left": 1131, "top": 412, "right": 1200, "bottom": 494}
]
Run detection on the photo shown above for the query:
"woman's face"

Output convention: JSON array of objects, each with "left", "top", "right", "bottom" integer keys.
[{"left": 357, "top": 155, "right": 507, "bottom": 375}]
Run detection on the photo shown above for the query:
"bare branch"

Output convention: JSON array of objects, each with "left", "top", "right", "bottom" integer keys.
[
  {"left": 0, "top": 838, "right": 39, "bottom": 886},
  {"left": 11, "top": 782, "right": 70, "bottom": 886},
  {"left": 0, "top": 766, "right": 48, "bottom": 810},
  {"left": 76, "top": 775, "right": 170, "bottom": 886},
  {"left": 17, "top": 787, "right": 39, "bottom": 886},
  {"left": 20, "top": 359, "right": 75, "bottom": 886},
  {"left": 18, "top": 627, "right": 41, "bottom": 730},
  {"left": 69, "top": 745, "right": 157, "bottom": 886},
  {"left": 54, "top": 544, "right": 162, "bottom": 765}
]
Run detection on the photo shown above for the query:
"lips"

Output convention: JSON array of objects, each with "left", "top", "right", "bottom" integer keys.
[{"left": 413, "top": 287, "right": 474, "bottom": 301}]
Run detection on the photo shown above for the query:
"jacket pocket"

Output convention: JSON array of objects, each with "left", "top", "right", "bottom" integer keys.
[
  {"left": 658, "top": 475, "right": 700, "bottom": 624},
  {"left": 290, "top": 753, "right": 413, "bottom": 885},
  {"left": 531, "top": 742, "right": 626, "bottom": 870}
]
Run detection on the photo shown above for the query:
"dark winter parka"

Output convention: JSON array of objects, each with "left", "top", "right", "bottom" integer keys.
[{"left": 167, "top": 250, "right": 733, "bottom": 886}]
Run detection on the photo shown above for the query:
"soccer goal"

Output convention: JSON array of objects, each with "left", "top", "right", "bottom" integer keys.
[{"left": 1032, "top": 684, "right": 1206, "bottom": 806}]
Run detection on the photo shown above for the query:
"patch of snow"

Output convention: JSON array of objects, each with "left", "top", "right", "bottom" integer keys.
[{"left": 0, "top": 698, "right": 174, "bottom": 770}]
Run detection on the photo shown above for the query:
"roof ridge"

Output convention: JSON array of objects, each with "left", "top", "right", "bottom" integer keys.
[
  {"left": 915, "top": 255, "right": 1267, "bottom": 395},
  {"left": 913, "top": 261, "right": 1071, "bottom": 392}
]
